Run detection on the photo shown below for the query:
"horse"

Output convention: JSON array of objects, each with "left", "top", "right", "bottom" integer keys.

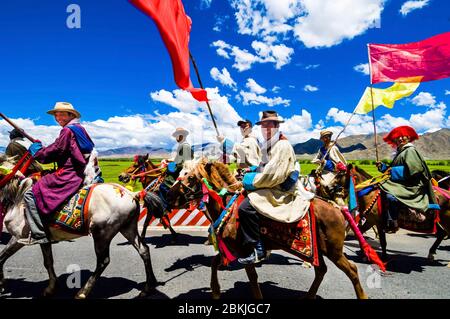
[
  {"left": 342, "top": 164, "right": 450, "bottom": 263},
  {"left": 432, "top": 170, "right": 450, "bottom": 191},
  {"left": 118, "top": 154, "right": 178, "bottom": 243},
  {"left": 165, "top": 158, "right": 380, "bottom": 299},
  {"left": 0, "top": 155, "right": 158, "bottom": 298}
]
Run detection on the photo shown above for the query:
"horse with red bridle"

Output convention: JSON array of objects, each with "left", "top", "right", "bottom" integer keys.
[
  {"left": 165, "top": 158, "right": 388, "bottom": 299},
  {"left": 118, "top": 154, "right": 178, "bottom": 242}
]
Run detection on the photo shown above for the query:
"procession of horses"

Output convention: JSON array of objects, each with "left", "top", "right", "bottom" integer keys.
[{"left": 0, "top": 103, "right": 449, "bottom": 300}]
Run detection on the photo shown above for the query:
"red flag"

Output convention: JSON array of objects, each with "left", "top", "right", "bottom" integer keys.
[
  {"left": 130, "top": 0, "right": 208, "bottom": 102},
  {"left": 369, "top": 32, "right": 450, "bottom": 84}
]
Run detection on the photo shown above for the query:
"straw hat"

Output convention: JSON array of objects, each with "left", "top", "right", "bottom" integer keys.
[
  {"left": 172, "top": 127, "right": 189, "bottom": 138},
  {"left": 320, "top": 130, "right": 333, "bottom": 138},
  {"left": 47, "top": 102, "right": 81, "bottom": 118},
  {"left": 255, "top": 111, "right": 284, "bottom": 125}
]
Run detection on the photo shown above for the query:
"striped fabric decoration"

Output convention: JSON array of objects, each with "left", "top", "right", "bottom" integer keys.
[{"left": 138, "top": 208, "right": 210, "bottom": 227}]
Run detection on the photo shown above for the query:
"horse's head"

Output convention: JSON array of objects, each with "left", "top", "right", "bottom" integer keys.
[
  {"left": 166, "top": 157, "right": 242, "bottom": 210},
  {"left": 118, "top": 154, "right": 150, "bottom": 183},
  {"left": 0, "top": 156, "right": 32, "bottom": 206}
]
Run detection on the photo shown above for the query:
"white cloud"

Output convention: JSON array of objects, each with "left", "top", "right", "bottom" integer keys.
[
  {"left": 200, "top": 0, "right": 213, "bottom": 9},
  {"left": 246, "top": 78, "right": 267, "bottom": 94},
  {"left": 212, "top": 15, "right": 230, "bottom": 32},
  {"left": 411, "top": 92, "right": 436, "bottom": 106},
  {"left": 305, "top": 64, "right": 320, "bottom": 70},
  {"left": 289, "top": 85, "right": 295, "bottom": 89},
  {"left": 304, "top": 84, "right": 318, "bottom": 92},
  {"left": 409, "top": 102, "right": 446, "bottom": 131},
  {"left": 210, "top": 67, "right": 237, "bottom": 90},
  {"left": 354, "top": 63, "right": 370, "bottom": 75},
  {"left": 272, "top": 86, "right": 281, "bottom": 93},
  {"left": 211, "top": 39, "right": 294, "bottom": 71},
  {"left": 230, "top": 0, "right": 384, "bottom": 48},
  {"left": 445, "top": 90, "right": 450, "bottom": 95},
  {"left": 400, "top": 0, "right": 430, "bottom": 16},
  {"left": 239, "top": 91, "right": 290, "bottom": 107}
]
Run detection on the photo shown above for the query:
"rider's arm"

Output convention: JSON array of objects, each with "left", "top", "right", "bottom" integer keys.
[
  {"left": 33, "top": 128, "right": 72, "bottom": 164},
  {"left": 243, "top": 141, "right": 294, "bottom": 191},
  {"left": 311, "top": 150, "right": 322, "bottom": 164}
]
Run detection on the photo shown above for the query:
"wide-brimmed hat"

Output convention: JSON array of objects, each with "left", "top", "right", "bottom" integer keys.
[
  {"left": 320, "top": 130, "right": 333, "bottom": 138},
  {"left": 172, "top": 127, "right": 189, "bottom": 138},
  {"left": 237, "top": 119, "right": 252, "bottom": 127},
  {"left": 47, "top": 102, "right": 81, "bottom": 118},
  {"left": 256, "top": 111, "right": 284, "bottom": 125},
  {"left": 383, "top": 125, "right": 419, "bottom": 146}
]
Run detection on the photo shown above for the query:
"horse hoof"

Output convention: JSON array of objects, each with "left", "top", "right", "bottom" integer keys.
[
  {"left": 302, "top": 262, "right": 312, "bottom": 269},
  {"left": 75, "top": 293, "right": 87, "bottom": 299},
  {"left": 211, "top": 292, "right": 221, "bottom": 300},
  {"left": 42, "top": 287, "right": 56, "bottom": 298},
  {"left": 427, "top": 253, "right": 435, "bottom": 261},
  {"left": 447, "top": 262, "right": 450, "bottom": 268}
]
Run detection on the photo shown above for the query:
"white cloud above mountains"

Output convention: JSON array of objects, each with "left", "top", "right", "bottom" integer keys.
[
  {"left": 211, "top": 39, "right": 294, "bottom": 71},
  {"left": 399, "top": 0, "right": 430, "bottom": 16},
  {"left": 354, "top": 63, "right": 370, "bottom": 75},
  {"left": 210, "top": 67, "right": 237, "bottom": 91},
  {"left": 229, "top": 0, "right": 384, "bottom": 48}
]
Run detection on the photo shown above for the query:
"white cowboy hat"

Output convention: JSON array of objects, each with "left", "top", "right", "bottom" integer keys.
[
  {"left": 172, "top": 127, "right": 189, "bottom": 138},
  {"left": 47, "top": 102, "right": 81, "bottom": 118}
]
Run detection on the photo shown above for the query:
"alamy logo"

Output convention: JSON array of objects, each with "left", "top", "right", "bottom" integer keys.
[
  {"left": 66, "top": 264, "right": 82, "bottom": 289},
  {"left": 66, "top": 4, "right": 81, "bottom": 29}
]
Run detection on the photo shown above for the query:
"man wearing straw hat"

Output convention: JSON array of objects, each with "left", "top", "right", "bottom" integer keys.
[
  {"left": 311, "top": 130, "right": 347, "bottom": 203},
  {"left": 158, "top": 127, "right": 194, "bottom": 206},
  {"left": 19, "top": 102, "right": 96, "bottom": 245},
  {"left": 237, "top": 111, "right": 313, "bottom": 264}
]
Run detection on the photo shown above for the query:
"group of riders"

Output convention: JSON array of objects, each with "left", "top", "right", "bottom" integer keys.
[{"left": 2, "top": 102, "right": 442, "bottom": 265}]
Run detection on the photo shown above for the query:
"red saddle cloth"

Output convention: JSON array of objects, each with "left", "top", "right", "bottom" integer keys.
[{"left": 259, "top": 204, "right": 319, "bottom": 266}]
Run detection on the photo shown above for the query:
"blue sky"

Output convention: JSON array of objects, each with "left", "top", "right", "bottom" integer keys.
[{"left": 0, "top": 0, "right": 449, "bottom": 150}]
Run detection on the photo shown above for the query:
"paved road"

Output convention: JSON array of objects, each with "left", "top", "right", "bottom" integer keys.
[{"left": 1, "top": 228, "right": 449, "bottom": 299}]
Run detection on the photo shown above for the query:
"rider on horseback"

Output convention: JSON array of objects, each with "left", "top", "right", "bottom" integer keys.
[
  {"left": 6, "top": 128, "right": 43, "bottom": 174},
  {"left": 217, "top": 119, "right": 262, "bottom": 169},
  {"left": 237, "top": 111, "right": 312, "bottom": 265},
  {"left": 158, "top": 127, "right": 193, "bottom": 207},
  {"left": 311, "top": 130, "right": 347, "bottom": 201},
  {"left": 20, "top": 102, "right": 96, "bottom": 245},
  {"left": 376, "top": 125, "right": 440, "bottom": 233}
]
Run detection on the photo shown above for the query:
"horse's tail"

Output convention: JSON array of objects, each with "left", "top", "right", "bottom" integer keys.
[{"left": 341, "top": 206, "right": 386, "bottom": 272}]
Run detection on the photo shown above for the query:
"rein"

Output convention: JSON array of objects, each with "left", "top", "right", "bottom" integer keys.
[{"left": 0, "top": 152, "right": 33, "bottom": 189}]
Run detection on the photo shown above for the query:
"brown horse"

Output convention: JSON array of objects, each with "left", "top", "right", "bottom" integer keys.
[
  {"left": 166, "top": 158, "right": 375, "bottom": 299},
  {"left": 343, "top": 164, "right": 450, "bottom": 263},
  {"left": 118, "top": 154, "right": 178, "bottom": 242}
]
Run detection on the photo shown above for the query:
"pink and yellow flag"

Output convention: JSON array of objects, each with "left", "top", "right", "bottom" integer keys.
[
  {"left": 369, "top": 32, "right": 450, "bottom": 84},
  {"left": 355, "top": 78, "right": 421, "bottom": 115}
]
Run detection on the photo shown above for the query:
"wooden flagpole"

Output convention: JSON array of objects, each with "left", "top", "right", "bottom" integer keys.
[
  {"left": 189, "top": 51, "right": 221, "bottom": 137},
  {"left": 367, "top": 44, "right": 380, "bottom": 162}
]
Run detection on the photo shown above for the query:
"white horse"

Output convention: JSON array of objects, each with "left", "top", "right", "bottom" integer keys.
[{"left": 0, "top": 156, "right": 157, "bottom": 298}]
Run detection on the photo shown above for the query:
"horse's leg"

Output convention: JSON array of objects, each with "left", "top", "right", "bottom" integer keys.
[
  {"left": 161, "top": 215, "right": 178, "bottom": 244},
  {"left": 120, "top": 222, "right": 158, "bottom": 297},
  {"left": 0, "top": 237, "right": 24, "bottom": 293},
  {"left": 140, "top": 212, "right": 152, "bottom": 239},
  {"left": 75, "top": 232, "right": 113, "bottom": 299},
  {"left": 428, "top": 225, "right": 446, "bottom": 261},
  {"left": 244, "top": 265, "right": 263, "bottom": 299},
  {"left": 305, "top": 253, "right": 327, "bottom": 299},
  {"left": 330, "top": 254, "right": 368, "bottom": 299},
  {"left": 210, "top": 254, "right": 221, "bottom": 299},
  {"left": 39, "top": 243, "right": 58, "bottom": 297},
  {"left": 377, "top": 224, "right": 388, "bottom": 260}
]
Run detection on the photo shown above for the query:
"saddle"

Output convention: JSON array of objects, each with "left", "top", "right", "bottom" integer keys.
[
  {"left": 50, "top": 185, "right": 98, "bottom": 234},
  {"left": 216, "top": 194, "right": 319, "bottom": 267}
]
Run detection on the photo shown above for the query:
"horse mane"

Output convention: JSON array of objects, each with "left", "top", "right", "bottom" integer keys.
[
  {"left": 354, "top": 165, "right": 373, "bottom": 179},
  {"left": 190, "top": 157, "right": 239, "bottom": 192}
]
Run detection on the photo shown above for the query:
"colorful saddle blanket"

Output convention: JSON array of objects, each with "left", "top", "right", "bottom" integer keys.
[
  {"left": 50, "top": 185, "right": 97, "bottom": 234},
  {"left": 215, "top": 194, "right": 318, "bottom": 267},
  {"left": 260, "top": 206, "right": 319, "bottom": 266}
]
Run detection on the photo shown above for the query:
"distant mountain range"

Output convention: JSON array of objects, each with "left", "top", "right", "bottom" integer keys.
[
  {"left": 97, "top": 128, "right": 450, "bottom": 160},
  {"left": 295, "top": 128, "right": 450, "bottom": 160}
]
